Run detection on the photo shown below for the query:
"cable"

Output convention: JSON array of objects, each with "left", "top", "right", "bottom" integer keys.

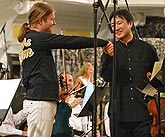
[{"left": 124, "top": 0, "right": 140, "bottom": 39}]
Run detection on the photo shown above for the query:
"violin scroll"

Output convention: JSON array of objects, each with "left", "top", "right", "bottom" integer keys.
[{"left": 59, "top": 74, "right": 70, "bottom": 101}]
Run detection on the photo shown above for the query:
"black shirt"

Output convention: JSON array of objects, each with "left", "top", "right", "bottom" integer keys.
[
  {"left": 100, "top": 38, "right": 158, "bottom": 122},
  {"left": 20, "top": 30, "right": 108, "bottom": 101}
]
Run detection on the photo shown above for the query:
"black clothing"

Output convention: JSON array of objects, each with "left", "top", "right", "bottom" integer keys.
[
  {"left": 20, "top": 30, "right": 108, "bottom": 101},
  {"left": 100, "top": 38, "right": 158, "bottom": 122},
  {"left": 118, "top": 118, "right": 152, "bottom": 137},
  {"left": 1, "top": 135, "right": 26, "bottom": 137},
  {"left": 100, "top": 38, "right": 158, "bottom": 137},
  {"left": 51, "top": 134, "right": 71, "bottom": 137},
  {"left": 73, "top": 129, "right": 84, "bottom": 136},
  {"left": 52, "top": 102, "right": 73, "bottom": 137}
]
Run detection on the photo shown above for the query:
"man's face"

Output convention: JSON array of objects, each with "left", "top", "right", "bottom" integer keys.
[
  {"left": 111, "top": 16, "right": 133, "bottom": 40},
  {"left": 41, "top": 11, "right": 56, "bottom": 33},
  {"left": 61, "top": 73, "right": 74, "bottom": 90}
]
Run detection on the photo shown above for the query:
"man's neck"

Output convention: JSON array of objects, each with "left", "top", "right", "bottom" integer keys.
[
  {"left": 119, "top": 33, "right": 134, "bottom": 45},
  {"left": 30, "top": 24, "right": 42, "bottom": 32}
]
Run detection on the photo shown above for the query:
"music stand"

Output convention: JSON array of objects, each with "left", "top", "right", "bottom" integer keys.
[
  {"left": 10, "top": 81, "right": 26, "bottom": 114},
  {"left": 0, "top": 79, "right": 21, "bottom": 124},
  {"left": 78, "top": 86, "right": 109, "bottom": 117}
]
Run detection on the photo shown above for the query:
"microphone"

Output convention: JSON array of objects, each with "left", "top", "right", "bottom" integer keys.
[
  {"left": 0, "top": 22, "right": 6, "bottom": 34},
  {"left": 97, "top": 0, "right": 110, "bottom": 34}
]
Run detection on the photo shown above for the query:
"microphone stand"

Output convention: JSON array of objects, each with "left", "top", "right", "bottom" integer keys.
[
  {"left": 93, "top": 0, "right": 118, "bottom": 137},
  {"left": 0, "top": 22, "right": 6, "bottom": 35},
  {"left": 124, "top": 0, "right": 140, "bottom": 39},
  {"left": 93, "top": 2, "right": 99, "bottom": 136},
  {"left": 97, "top": 0, "right": 112, "bottom": 34},
  {"left": 93, "top": 0, "right": 140, "bottom": 136},
  {"left": 110, "top": 0, "right": 118, "bottom": 136}
]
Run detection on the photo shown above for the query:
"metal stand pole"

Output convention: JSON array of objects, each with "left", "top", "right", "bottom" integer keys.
[
  {"left": 110, "top": 0, "right": 118, "bottom": 136},
  {"left": 0, "top": 22, "right": 9, "bottom": 79},
  {"left": 93, "top": 0, "right": 118, "bottom": 136},
  {"left": 93, "top": 2, "right": 99, "bottom": 136}
]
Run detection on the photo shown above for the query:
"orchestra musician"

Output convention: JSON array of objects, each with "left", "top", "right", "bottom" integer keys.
[
  {"left": 52, "top": 72, "right": 83, "bottom": 137},
  {"left": 145, "top": 59, "right": 165, "bottom": 137},
  {"left": 0, "top": 108, "right": 27, "bottom": 137},
  {"left": 100, "top": 9, "right": 159, "bottom": 137},
  {"left": 53, "top": 72, "right": 100, "bottom": 137},
  {"left": 74, "top": 62, "right": 94, "bottom": 98},
  {"left": 0, "top": 62, "right": 27, "bottom": 137}
]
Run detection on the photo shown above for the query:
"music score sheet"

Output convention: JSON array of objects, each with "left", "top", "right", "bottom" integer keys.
[
  {"left": 151, "top": 60, "right": 164, "bottom": 80},
  {"left": 0, "top": 79, "right": 20, "bottom": 109},
  {"left": 141, "top": 59, "right": 164, "bottom": 97}
]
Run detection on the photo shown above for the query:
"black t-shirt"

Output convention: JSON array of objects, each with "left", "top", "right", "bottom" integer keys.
[{"left": 20, "top": 30, "right": 108, "bottom": 101}]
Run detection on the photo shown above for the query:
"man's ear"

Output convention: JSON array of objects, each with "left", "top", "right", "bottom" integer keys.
[
  {"left": 38, "top": 18, "right": 43, "bottom": 25},
  {"left": 129, "top": 21, "right": 133, "bottom": 28}
]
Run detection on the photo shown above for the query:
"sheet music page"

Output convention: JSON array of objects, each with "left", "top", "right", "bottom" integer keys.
[
  {"left": 140, "top": 84, "right": 157, "bottom": 97},
  {"left": 0, "top": 79, "right": 20, "bottom": 109},
  {"left": 151, "top": 60, "right": 163, "bottom": 80},
  {"left": 81, "top": 82, "right": 95, "bottom": 108}
]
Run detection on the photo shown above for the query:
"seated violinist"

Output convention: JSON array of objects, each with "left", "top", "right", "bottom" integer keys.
[
  {"left": 0, "top": 62, "right": 27, "bottom": 137},
  {"left": 63, "top": 72, "right": 100, "bottom": 137},
  {"left": 146, "top": 66, "right": 165, "bottom": 137},
  {"left": 139, "top": 61, "right": 165, "bottom": 137},
  {"left": 53, "top": 71, "right": 100, "bottom": 137},
  {"left": 0, "top": 108, "right": 27, "bottom": 137},
  {"left": 52, "top": 72, "right": 83, "bottom": 137}
]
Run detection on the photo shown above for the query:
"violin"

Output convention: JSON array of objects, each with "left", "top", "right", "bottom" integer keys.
[
  {"left": 147, "top": 96, "right": 165, "bottom": 137},
  {"left": 59, "top": 74, "right": 71, "bottom": 101},
  {"left": 70, "top": 83, "right": 86, "bottom": 98}
]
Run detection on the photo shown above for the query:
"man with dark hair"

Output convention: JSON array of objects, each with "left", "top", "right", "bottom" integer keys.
[{"left": 101, "top": 9, "right": 158, "bottom": 137}]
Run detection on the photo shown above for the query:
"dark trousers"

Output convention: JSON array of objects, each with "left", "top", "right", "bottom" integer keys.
[
  {"left": 0, "top": 135, "right": 25, "bottom": 137},
  {"left": 51, "top": 134, "right": 71, "bottom": 137},
  {"left": 118, "top": 120, "right": 152, "bottom": 137},
  {"left": 73, "top": 129, "right": 84, "bottom": 136}
]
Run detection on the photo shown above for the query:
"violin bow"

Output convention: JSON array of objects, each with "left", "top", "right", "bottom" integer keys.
[{"left": 69, "top": 78, "right": 101, "bottom": 95}]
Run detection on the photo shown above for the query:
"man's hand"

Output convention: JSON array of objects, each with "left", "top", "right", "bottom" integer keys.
[
  {"left": 147, "top": 72, "right": 152, "bottom": 81},
  {"left": 87, "top": 130, "right": 100, "bottom": 137},
  {"left": 102, "top": 41, "right": 114, "bottom": 56},
  {"left": 70, "top": 97, "right": 83, "bottom": 108},
  {"left": 22, "top": 130, "right": 27, "bottom": 136},
  {"left": 73, "top": 135, "right": 80, "bottom": 137}
]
